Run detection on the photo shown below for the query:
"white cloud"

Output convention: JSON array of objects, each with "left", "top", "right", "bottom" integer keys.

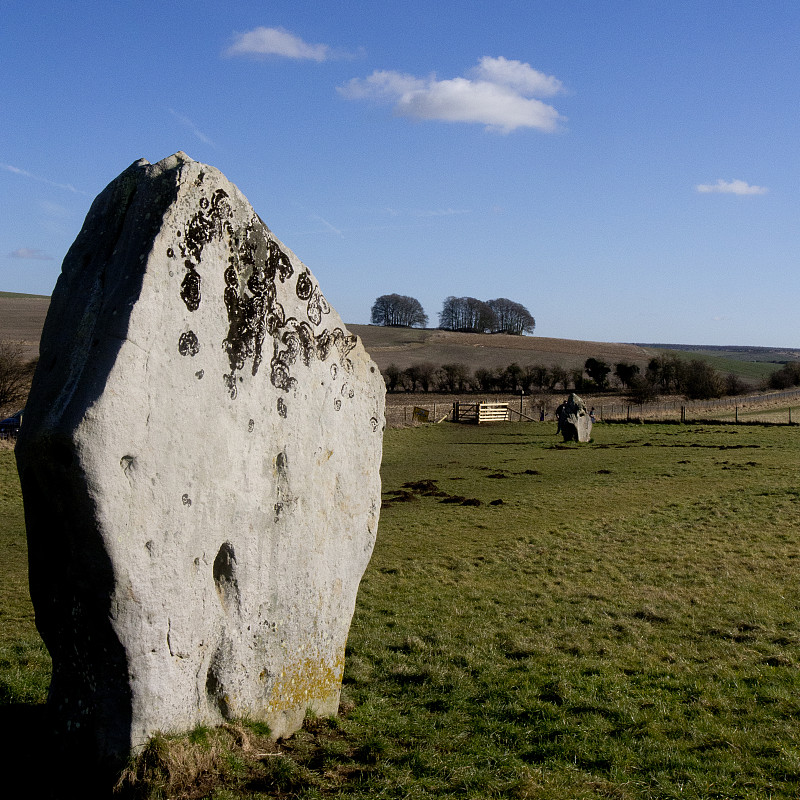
[
  {"left": 9, "top": 248, "right": 54, "bottom": 260},
  {"left": 338, "top": 57, "right": 566, "bottom": 133},
  {"left": 472, "top": 56, "right": 563, "bottom": 97},
  {"left": 696, "top": 179, "right": 768, "bottom": 195},
  {"left": 225, "top": 27, "right": 330, "bottom": 61}
]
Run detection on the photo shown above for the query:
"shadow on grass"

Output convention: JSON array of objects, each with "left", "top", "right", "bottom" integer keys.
[{"left": 0, "top": 703, "right": 60, "bottom": 797}]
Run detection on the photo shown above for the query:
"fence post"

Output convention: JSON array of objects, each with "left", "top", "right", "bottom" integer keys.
[
  {"left": 433, "top": 403, "right": 436, "bottom": 420},
  {"left": 735, "top": 406, "right": 738, "bottom": 423},
  {"left": 404, "top": 406, "right": 407, "bottom": 424}
]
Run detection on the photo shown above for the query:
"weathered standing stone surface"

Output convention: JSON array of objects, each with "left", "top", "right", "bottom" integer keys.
[
  {"left": 556, "top": 393, "right": 592, "bottom": 442},
  {"left": 15, "top": 152, "right": 385, "bottom": 768}
]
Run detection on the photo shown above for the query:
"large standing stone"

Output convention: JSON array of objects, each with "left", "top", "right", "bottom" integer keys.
[
  {"left": 15, "top": 152, "right": 385, "bottom": 769},
  {"left": 555, "top": 393, "right": 592, "bottom": 442}
]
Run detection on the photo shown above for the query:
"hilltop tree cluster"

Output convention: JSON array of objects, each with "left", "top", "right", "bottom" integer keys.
[
  {"left": 369, "top": 294, "right": 535, "bottom": 335},
  {"left": 370, "top": 294, "right": 428, "bottom": 328},
  {"left": 439, "top": 296, "right": 535, "bottom": 335}
]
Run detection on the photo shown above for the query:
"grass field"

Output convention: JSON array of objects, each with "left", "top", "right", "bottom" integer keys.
[{"left": 2, "top": 422, "right": 800, "bottom": 798}]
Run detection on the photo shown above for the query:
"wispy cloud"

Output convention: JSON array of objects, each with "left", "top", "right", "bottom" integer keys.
[
  {"left": 225, "top": 26, "right": 335, "bottom": 61},
  {"left": 696, "top": 179, "right": 768, "bottom": 195},
  {"left": 1, "top": 163, "right": 85, "bottom": 194},
  {"left": 311, "top": 214, "right": 343, "bottom": 237},
  {"left": 168, "top": 109, "right": 215, "bottom": 146},
  {"left": 382, "top": 206, "right": 470, "bottom": 218},
  {"left": 412, "top": 207, "right": 471, "bottom": 218},
  {"left": 338, "top": 56, "right": 566, "bottom": 133},
  {"left": 39, "top": 200, "right": 72, "bottom": 219},
  {"left": 9, "top": 247, "right": 54, "bottom": 261}
]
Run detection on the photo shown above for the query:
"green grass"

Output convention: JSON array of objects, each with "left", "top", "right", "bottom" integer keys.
[
  {"left": 0, "top": 291, "right": 49, "bottom": 299},
  {"left": 0, "top": 446, "right": 49, "bottom": 704},
  {"left": 3, "top": 423, "right": 800, "bottom": 798},
  {"left": 666, "top": 350, "right": 780, "bottom": 382}
]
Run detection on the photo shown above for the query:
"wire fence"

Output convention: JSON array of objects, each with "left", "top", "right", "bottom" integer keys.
[{"left": 384, "top": 388, "right": 800, "bottom": 428}]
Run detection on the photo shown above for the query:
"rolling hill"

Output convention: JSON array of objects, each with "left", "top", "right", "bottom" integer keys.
[{"left": 1, "top": 292, "right": 797, "bottom": 380}]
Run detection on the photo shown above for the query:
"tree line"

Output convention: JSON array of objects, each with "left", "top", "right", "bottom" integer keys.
[
  {"left": 382, "top": 352, "right": 783, "bottom": 402},
  {"left": 371, "top": 294, "right": 534, "bottom": 335}
]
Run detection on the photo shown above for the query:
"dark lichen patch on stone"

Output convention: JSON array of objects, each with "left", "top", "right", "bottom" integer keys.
[
  {"left": 183, "top": 189, "right": 231, "bottom": 262},
  {"left": 172, "top": 181, "right": 361, "bottom": 400},
  {"left": 180, "top": 263, "right": 201, "bottom": 312},
  {"left": 306, "top": 286, "right": 330, "bottom": 326},
  {"left": 178, "top": 331, "right": 200, "bottom": 357},
  {"left": 296, "top": 269, "right": 313, "bottom": 300}
]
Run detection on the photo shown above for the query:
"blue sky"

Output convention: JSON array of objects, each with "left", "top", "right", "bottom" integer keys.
[{"left": 2, "top": 1, "right": 798, "bottom": 347}]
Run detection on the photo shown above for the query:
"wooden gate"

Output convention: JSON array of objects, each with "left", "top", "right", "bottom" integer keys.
[{"left": 452, "top": 402, "right": 509, "bottom": 424}]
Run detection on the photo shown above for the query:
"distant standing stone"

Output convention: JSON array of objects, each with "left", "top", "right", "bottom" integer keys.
[
  {"left": 15, "top": 152, "right": 385, "bottom": 770},
  {"left": 555, "top": 393, "right": 592, "bottom": 442}
]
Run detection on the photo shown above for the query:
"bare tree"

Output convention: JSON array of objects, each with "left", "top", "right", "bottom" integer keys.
[
  {"left": 549, "top": 364, "right": 568, "bottom": 390},
  {"left": 437, "top": 363, "right": 470, "bottom": 393},
  {"left": 439, "top": 296, "right": 497, "bottom": 333},
  {"left": 383, "top": 363, "right": 403, "bottom": 392},
  {"left": 370, "top": 294, "right": 428, "bottom": 327},
  {"left": 585, "top": 358, "right": 611, "bottom": 389},
  {"left": 614, "top": 362, "right": 640, "bottom": 389},
  {"left": 473, "top": 367, "right": 495, "bottom": 392},
  {"left": 527, "top": 364, "right": 550, "bottom": 390},
  {"left": 0, "top": 341, "right": 33, "bottom": 414},
  {"left": 487, "top": 298, "right": 535, "bottom": 335}
]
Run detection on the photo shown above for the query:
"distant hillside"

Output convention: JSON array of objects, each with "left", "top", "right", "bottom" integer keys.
[
  {"left": 0, "top": 291, "right": 795, "bottom": 382},
  {"left": 0, "top": 293, "right": 50, "bottom": 360},
  {"left": 636, "top": 342, "right": 800, "bottom": 381},
  {"left": 349, "top": 325, "right": 651, "bottom": 374},
  {"left": 635, "top": 342, "right": 800, "bottom": 362}
]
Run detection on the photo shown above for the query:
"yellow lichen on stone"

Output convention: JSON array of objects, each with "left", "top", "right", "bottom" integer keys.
[{"left": 266, "top": 649, "right": 344, "bottom": 714}]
